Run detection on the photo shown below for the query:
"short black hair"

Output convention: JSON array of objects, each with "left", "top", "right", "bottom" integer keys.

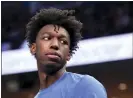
[{"left": 26, "top": 8, "right": 83, "bottom": 56}]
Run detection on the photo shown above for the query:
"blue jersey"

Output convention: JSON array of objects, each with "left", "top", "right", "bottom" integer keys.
[{"left": 35, "top": 72, "right": 107, "bottom": 98}]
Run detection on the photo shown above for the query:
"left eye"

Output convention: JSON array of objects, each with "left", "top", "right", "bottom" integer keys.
[{"left": 60, "top": 40, "right": 68, "bottom": 45}]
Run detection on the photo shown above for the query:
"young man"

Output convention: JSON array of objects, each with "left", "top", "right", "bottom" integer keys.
[{"left": 26, "top": 8, "right": 107, "bottom": 98}]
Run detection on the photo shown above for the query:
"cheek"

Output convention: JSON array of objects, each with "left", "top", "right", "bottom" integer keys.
[
  {"left": 61, "top": 47, "right": 70, "bottom": 59},
  {"left": 36, "top": 42, "right": 49, "bottom": 58}
]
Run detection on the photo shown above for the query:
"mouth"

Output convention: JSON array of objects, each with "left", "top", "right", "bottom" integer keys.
[{"left": 45, "top": 52, "right": 61, "bottom": 60}]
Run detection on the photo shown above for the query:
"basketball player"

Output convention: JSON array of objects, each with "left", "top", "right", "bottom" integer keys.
[{"left": 26, "top": 8, "right": 107, "bottom": 98}]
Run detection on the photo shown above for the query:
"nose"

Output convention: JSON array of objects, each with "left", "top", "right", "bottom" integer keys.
[{"left": 50, "top": 38, "right": 59, "bottom": 50}]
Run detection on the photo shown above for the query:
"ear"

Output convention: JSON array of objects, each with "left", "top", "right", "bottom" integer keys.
[
  {"left": 66, "top": 53, "right": 71, "bottom": 61},
  {"left": 30, "top": 43, "right": 36, "bottom": 55}
]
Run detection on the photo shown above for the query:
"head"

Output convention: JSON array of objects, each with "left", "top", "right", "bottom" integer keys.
[{"left": 26, "top": 8, "right": 82, "bottom": 75}]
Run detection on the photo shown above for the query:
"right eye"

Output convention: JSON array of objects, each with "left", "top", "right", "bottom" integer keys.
[{"left": 42, "top": 37, "right": 50, "bottom": 40}]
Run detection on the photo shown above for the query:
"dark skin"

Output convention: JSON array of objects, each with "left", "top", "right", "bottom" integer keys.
[{"left": 30, "top": 24, "right": 71, "bottom": 90}]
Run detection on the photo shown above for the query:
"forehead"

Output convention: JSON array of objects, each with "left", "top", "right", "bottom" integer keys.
[{"left": 38, "top": 24, "right": 69, "bottom": 37}]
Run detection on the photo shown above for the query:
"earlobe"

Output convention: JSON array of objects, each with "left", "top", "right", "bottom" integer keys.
[{"left": 30, "top": 43, "right": 36, "bottom": 55}]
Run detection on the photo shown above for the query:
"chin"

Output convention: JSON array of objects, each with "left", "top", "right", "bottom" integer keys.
[{"left": 42, "top": 62, "right": 64, "bottom": 76}]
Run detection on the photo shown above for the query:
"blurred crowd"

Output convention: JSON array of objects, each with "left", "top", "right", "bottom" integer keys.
[{"left": 1, "top": 1, "right": 133, "bottom": 51}]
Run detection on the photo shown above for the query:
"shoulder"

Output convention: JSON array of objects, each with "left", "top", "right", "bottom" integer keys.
[
  {"left": 74, "top": 74, "right": 107, "bottom": 98},
  {"left": 68, "top": 72, "right": 85, "bottom": 79},
  {"left": 65, "top": 72, "right": 85, "bottom": 84},
  {"left": 80, "top": 75, "right": 104, "bottom": 89}
]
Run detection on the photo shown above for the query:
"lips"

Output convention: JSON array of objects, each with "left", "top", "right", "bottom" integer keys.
[{"left": 45, "top": 52, "right": 61, "bottom": 60}]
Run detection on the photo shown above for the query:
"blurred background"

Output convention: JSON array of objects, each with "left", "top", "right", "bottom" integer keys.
[{"left": 1, "top": 1, "right": 133, "bottom": 98}]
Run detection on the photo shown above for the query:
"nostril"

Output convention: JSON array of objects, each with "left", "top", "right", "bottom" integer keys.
[{"left": 50, "top": 45, "right": 59, "bottom": 50}]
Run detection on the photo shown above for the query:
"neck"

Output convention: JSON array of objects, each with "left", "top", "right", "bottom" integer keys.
[{"left": 38, "top": 67, "right": 66, "bottom": 90}]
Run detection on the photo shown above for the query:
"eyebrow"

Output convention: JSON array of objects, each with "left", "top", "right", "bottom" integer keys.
[
  {"left": 41, "top": 32, "right": 68, "bottom": 39},
  {"left": 58, "top": 34, "right": 67, "bottom": 39}
]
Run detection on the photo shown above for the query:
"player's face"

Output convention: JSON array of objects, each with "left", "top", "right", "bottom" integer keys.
[{"left": 30, "top": 24, "right": 70, "bottom": 75}]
